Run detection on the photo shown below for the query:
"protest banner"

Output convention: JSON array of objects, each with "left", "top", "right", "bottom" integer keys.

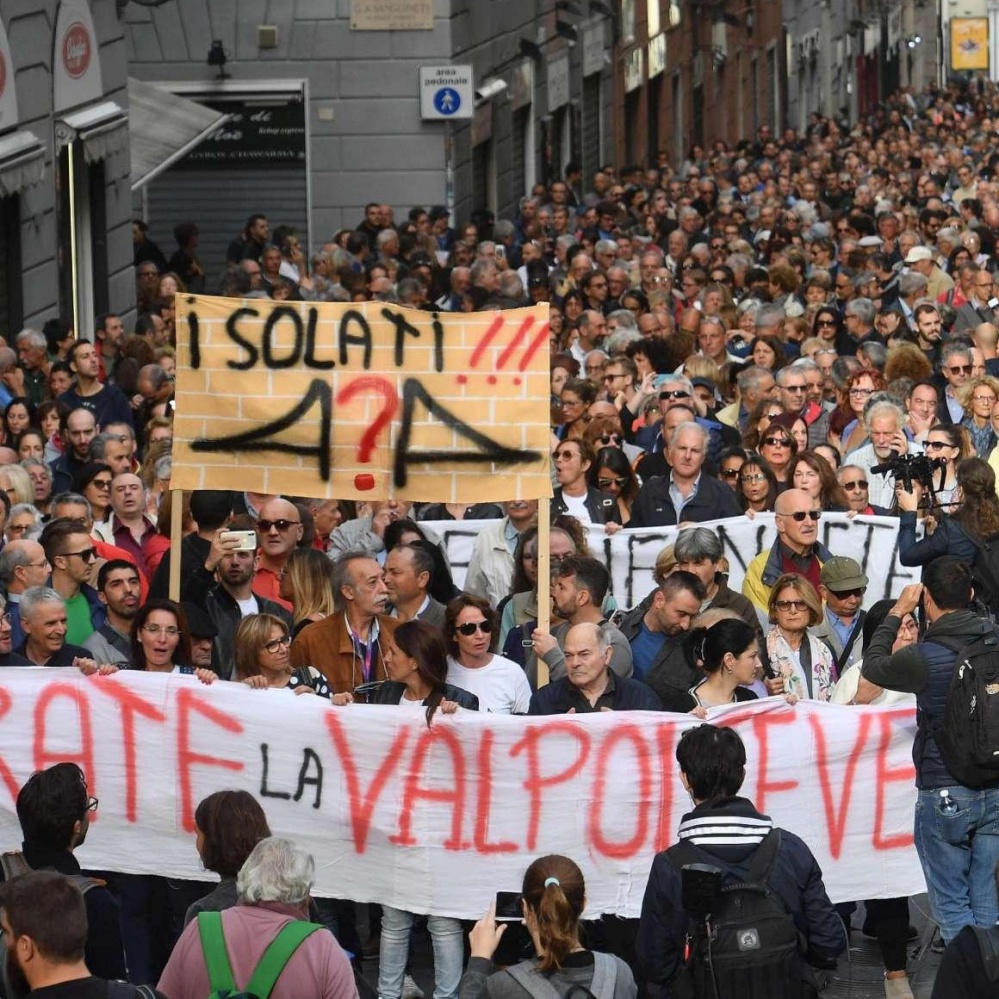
[
  {"left": 427, "top": 513, "right": 915, "bottom": 607},
  {"left": 169, "top": 296, "right": 552, "bottom": 503},
  {"left": 1, "top": 670, "right": 923, "bottom": 916}
]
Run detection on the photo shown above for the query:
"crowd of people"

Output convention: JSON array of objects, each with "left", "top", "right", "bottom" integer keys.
[{"left": 5, "top": 78, "right": 999, "bottom": 996}]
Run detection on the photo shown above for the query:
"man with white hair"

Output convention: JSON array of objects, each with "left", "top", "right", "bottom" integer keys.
[
  {"left": 158, "top": 837, "right": 356, "bottom": 999},
  {"left": 629, "top": 422, "right": 741, "bottom": 527},
  {"left": 845, "top": 399, "right": 918, "bottom": 508}
]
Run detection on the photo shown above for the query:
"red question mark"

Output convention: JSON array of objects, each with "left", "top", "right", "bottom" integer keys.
[{"left": 335, "top": 376, "right": 399, "bottom": 491}]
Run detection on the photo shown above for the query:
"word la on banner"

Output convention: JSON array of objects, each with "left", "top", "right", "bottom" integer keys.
[
  {"left": 1, "top": 670, "right": 924, "bottom": 917},
  {"left": 170, "top": 296, "right": 553, "bottom": 503}
]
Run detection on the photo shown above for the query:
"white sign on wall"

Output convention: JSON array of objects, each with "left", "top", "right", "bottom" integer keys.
[
  {"left": 419, "top": 65, "right": 474, "bottom": 121},
  {"left": 53, "top": 0, "right": 103, "bottom": 114},
  {"left": 548, "top": 52, "right": 570, "bottom": 112}
]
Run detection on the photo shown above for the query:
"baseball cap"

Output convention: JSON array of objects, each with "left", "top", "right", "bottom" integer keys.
[
  {"left": 819, "top": 556, "right": 869, "bottom": 592},
  {"left": 904, "top": 246, "right": 933, "bottom": 264},
  {"left": 858, "top": 235, "right": 883, "bottom": 248}
]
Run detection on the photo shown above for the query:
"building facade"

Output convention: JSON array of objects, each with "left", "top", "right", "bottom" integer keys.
[
  {"left": 0, "top": 0, "right": 131, "bottom": 338},
  {"left": 125, "top": 0, "right": 614, "bottom": 276}
]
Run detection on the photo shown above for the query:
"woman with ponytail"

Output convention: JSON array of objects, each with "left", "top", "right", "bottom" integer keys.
[
  {"left": 461, "top": 854, "right": 636, "bottom": 999},
  {"left": 681, "top": 618, "right": 761, "bottom": 716},
  {"left": 339, "top": 620, "right": 478, "bottom": 999}
]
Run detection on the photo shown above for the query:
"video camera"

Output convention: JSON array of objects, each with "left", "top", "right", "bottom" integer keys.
[{"left": 870, "top": 451, "right": 945, "bottom": 503}]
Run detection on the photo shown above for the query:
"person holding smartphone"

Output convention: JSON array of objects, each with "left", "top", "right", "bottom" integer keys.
[{"left": 461, "top": 854, "right": 636, "bottom": 999}]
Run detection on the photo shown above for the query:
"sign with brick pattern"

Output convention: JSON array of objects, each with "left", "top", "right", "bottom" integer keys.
[{"left": 171, "top": 296, "right": 552, "bottom": 502}]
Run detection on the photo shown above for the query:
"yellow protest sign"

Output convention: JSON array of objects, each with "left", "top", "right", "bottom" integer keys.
[{"left": 170, "top": 296, "right": 553, "bottom": 502}]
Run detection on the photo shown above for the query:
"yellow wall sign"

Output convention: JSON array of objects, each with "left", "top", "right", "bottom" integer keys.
[
  {"left": 171, "top": 296, "right": 552, "bottom": 503},
  {"left": 952, "top": 18, "right": 989, "bottom": 72}
]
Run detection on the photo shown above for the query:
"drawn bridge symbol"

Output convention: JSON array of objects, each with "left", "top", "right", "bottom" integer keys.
[{"left": 457, "top": 315, "right": 550, "bottom": 385}]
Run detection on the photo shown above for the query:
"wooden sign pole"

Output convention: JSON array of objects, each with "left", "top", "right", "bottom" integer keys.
[
  {"left": 169, "top": 488, "right": 183, "bottom": 603},
  {"left": 535, "top": 496, "right": 550, "bottom": 688}
]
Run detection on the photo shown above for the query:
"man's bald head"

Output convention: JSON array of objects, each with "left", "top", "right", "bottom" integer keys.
[{"left": 775, "top": 488, "right": 815, "bottom": 516}]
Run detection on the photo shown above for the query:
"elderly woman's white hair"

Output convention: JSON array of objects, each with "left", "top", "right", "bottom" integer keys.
[{"left": 236, "top": 836, "right": 315, "bottom": 905}]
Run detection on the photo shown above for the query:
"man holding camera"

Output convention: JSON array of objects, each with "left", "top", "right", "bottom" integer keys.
[
  {"left": 844, "top": 399, "right": 919, "bottom": 509},
  {"left": 636, "top": 725, "right": 843, "bottom": 998}
]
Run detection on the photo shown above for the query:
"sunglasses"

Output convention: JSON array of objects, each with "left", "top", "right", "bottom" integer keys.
[
  {"left": 947, "top": 365, "right": 972, "bottom": 375},
  {"left": 816, "top": 319, "right": 836, "bottom": 327},
  {"left": 659, "top": 390, "right": 691, "bottom": 400},
  {"left": 598, "top": 476, "right": 627, "bottom": 489},
  {"left": 775, "top": 599, "right": 809, "bottom": 611},
  {"left": 842, "top": 480, "right": 868, "bottom": 491},
  {"left": 456, "top": 620, "right": 493, "bottom": 636},
  {"left": 256, "top": 519, "right": 300, "bottom": 532},
  {"left": 830, "top": 587, "right": 866, "bottom": 599},
  {"left": 762, "top": 436, "right": 792, "bottom": 448},
  {"left": 63, "top": 547, "right": 97, "bottom": 562},
  {"left": 721, "top": 468, "right": 742, "bottom": 479},
  {"left": 925, "top": 440, "right": 952, "bottom": 450},
  {"left": 597, "top": 434, "right": 622, "bottom": 445},
  {"left": 786, "top": 510, "right": 821, "bottom": 522}
]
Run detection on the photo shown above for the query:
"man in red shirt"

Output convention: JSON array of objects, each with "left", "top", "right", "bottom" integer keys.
[{"left": 252, "top": 498, "right": 302, "bottom": 613}]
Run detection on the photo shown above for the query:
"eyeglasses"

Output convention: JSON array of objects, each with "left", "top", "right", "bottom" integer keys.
[
  {"left": 86, "top": 796, "right": 99, "bottom": 812},
  {"left": 142, "top": 624, "right": 180, "bottom": 637},
  {"left": 263, "top": 635, "right": 292, "bottom": 654},
  {"left": 721, "top": 468, "right": 742, "bottom": 479},
  {"left": 0, "top": 613, "right": 10, "bottom": 626},
  {"left": 603, "top": 372, "right": 625, "bottom": 382},
  {"left": 842, "top": 480, "right": 868, "bottom": 491},
  {"left": 925, "top": 440, "right": 952, "bottom": 450},
  {"left": 787, "top": 510, "right": 821, "bottom": 522},
  {"left": 560, "top": 398, "right": 583, "bottom": 407},
  {"left": 974, "top": 395, "right": 998, "bottom": 404},
  {"left": 849, "top": 387, "right": 874, "bottom": 398},
  {"left": 256, "top": 519, "right": 300, "bottom": 532},
  {"left": 456, "top": 620, "right": 493, "bottom": 636},
  {"left": 946, "top": 365, "right": 973, "bottom": 375},
  {"left": 762, "top": 436, "right": 791, "bottom": 448},
  {"left": 740, "top": 473, "right": 768, "bottom": 483},
  {"left": 831, "top": 587, "right": 867, "bottom": 599},
  {"left": 783, "top": 385, "right": 807, "bottom": 393},
  {"left": 775, "top": 599, "right": 809, "bottom": 611},
  {"left": 62, "top": 548, "right": 97, "bottom": 563},
  {"left": 598, "top": 476, "right": 627, "bottom": 489},
  {"left": 659, "top": 390, "right": 691, "bottom": 400}
]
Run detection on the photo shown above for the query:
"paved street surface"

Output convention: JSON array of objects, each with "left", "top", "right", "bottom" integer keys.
[{"left": 358, "top": 895, "right": 943, "bottom": 998}]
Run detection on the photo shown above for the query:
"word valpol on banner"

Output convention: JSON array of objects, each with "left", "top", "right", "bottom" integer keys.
[{"left": 2, "top": 671, "right": 924, "bottom": 916}]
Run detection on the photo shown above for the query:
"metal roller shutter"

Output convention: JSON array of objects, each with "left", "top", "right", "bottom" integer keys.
[
  {"left": 582, "top": 76, "right": 601, "bottom": 181},
  {"left": 144, "top": 165, "right": 308, "bottom": 277},
  {"left": 511, "top": 107, "right": 527, "bottom": 204}
]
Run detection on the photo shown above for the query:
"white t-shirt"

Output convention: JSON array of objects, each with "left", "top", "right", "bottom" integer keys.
[
  {"left": 394, "top": 696, "right": 430, "bottom": 716},
  {"left": 235, "top": 596, "right": 259, "bottom": 617},
  {"left": 561, "top": 492, "right": 592, "bottom": 524},
  {"left": 446, "top": 654, "right": 532, "bottom": 714}
]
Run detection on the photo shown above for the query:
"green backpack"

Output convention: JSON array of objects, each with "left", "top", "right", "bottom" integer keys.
[{"left": 196, "top": 911, "right": 323, "bottom": 999}]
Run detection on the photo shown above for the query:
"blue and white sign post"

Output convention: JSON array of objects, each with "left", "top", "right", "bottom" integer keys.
[{"left": 419, "top": 65, "right": 473, "bottom": 230}]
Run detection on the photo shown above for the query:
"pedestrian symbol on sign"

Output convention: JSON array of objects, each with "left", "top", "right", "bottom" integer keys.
[{"left": 433, "top": 87, "right": 461, "bottom": 115}]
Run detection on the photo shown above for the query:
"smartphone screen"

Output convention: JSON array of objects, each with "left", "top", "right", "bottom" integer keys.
[{"left": 495, "top": 891, "right": 523, "bottom": 922}]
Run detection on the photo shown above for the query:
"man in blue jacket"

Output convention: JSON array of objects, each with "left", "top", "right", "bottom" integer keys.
[
  {"left": 636, "top": 724, "right": 844, "bottom": 996},
  {"left": 528, "top": 623, "right": 661, "bottom": 714}
]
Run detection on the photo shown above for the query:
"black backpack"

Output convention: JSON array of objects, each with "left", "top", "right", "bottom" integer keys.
[
  {"left": 665, "top": 830, "right": 808, "bottom": 999},
  {"left": 970, "top": 534, "right": 999, "bottom": 620},
  {"left": 971, "top": 925, "right": 999, "bottom": 982},
  {"left": 934, "top": 633, "right": 999, "bottom": 789}
]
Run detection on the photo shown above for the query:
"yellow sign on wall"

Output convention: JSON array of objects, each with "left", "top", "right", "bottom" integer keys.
[
  {"left": 951, "top": 18, "right": 989, "bottom": 72},
  {"left": 170, "top": 297, "right": 552, "bottom": 503}
]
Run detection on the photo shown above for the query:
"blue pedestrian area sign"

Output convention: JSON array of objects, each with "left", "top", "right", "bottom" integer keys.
[{"left": 420, "top": 65, "right": 474, "bottom": 120}]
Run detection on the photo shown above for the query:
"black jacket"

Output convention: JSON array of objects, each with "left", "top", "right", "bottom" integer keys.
[
  {"left": 617, "top": 602, "right": 698, "bottom": 710},
  {"left": 203, "top": 586, "right": 293, "bottom": 679},
  {"left": 551, "top": 487, "right": 622, "bottom": 525},
  {"left": 636, "top": 796, "right": 844, "bottom": 994},
  {"left": 528, "top": 674, "right": 661, "bottom": 714},
  {"left": 20, "top": 842, "right": 127, "bottom": 982},
  {"left": 372, "top": 681, "right": 479, "bottom": 711},
  {"left": 149, "top": 533, "right": 213, "bottom": 600},
  {"left": 629, "top": 474, "right": 742, "bottom": 528}
]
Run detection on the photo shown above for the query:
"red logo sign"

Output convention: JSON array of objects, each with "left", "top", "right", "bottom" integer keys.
[{"left": 62, "top": 22, "right": 91, "bottom": 79}]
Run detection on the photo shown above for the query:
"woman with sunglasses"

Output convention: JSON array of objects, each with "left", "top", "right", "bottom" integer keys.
[
  {"left": 764, "top": 574, "right": 836, "bottom": 702},
  {"left": 756, "top": 421, "right": 798, "bottom": 488},
  {"left": 233, "top": 612, "right": 329, "bottom": 696},
  {"left": 130, "top": 598, "right": 215, "bottom": 684},
  {"left": 552, "top": 439, "right": 621, "bottom": 529},
  {"left": 72, "top": 462, "right": 114, "bottom": 524},
  {"left": 587, "top": 446, "right": 639, "bottom": 525},
  {"left": 445, "top": 594, "right": 531, "bottom": 714},
  {"left": 716, "top": 446, "right": 746, "bottom": 491},
  {"left": 737, "top": 455, "right": 779, "bottom": 514},
  {"left": 740, "top": 398, "right": 785, "bottom": 451},
  {"left": 920, "top": 424, "right": 969, "bottom": 512},
  {"left": 810, "top": 307, "right": 843, "bottom": 347}
]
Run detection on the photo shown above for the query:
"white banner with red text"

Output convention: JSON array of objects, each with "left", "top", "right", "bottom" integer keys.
[
  {"left": 429, "top": 513, "right": 914, "bottom": 608},
  {"left": 0, "top": 670, "right": 924, "bottom": 915}
]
